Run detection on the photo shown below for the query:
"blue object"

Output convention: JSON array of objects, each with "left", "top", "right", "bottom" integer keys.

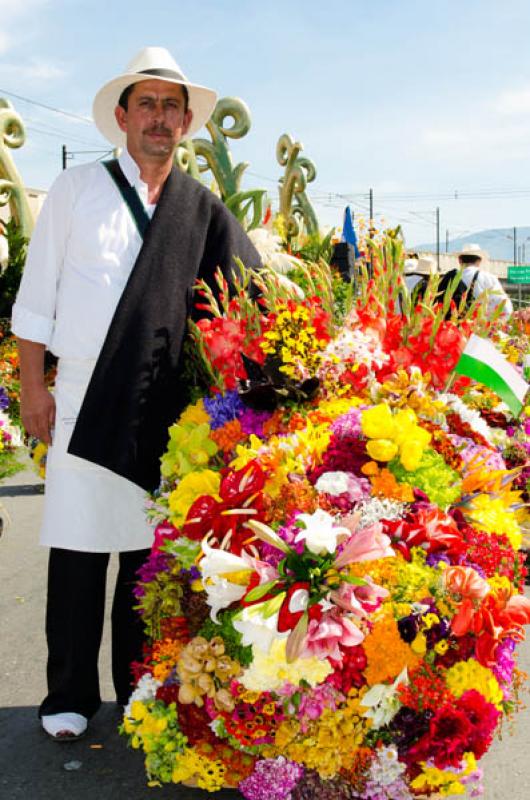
[{"left": 341, "top": 206, "right": 359, "bottom": 258}]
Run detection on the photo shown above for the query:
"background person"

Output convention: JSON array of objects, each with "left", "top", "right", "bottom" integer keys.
[{"left": 457, "top": 243, "right": 513, "bottom": 318}]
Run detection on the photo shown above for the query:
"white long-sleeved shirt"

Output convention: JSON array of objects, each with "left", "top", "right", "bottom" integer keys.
[
  {"left": 404, "top": 267, "right": 513, "bottom": 317},
  {"left": 461, "top": 266, "right": 513, "bottom": 317},
  {"left": 12, "top": 149, "right": 155, "bottom": 358}
]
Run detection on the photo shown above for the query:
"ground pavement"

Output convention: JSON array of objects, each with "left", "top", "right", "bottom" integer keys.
[{"left": 1, "top": 462, "right": 530, "bottom": 800}]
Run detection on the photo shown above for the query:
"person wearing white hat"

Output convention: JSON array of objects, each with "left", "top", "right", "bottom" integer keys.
[
  {"left": 404, "top": 254, "right": 437, "bottom": 294},
  {"left": 457, "top": 243, "right": 513, "bottom": 317},
  {"left": 12, "top": 47, "right": 260, "bottom": 740}
]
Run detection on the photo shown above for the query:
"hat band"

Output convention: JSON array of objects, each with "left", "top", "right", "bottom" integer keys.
[{"left": 138, "top": 67, "right": 185, "bottom": 81}]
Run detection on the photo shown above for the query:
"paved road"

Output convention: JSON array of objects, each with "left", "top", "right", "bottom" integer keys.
[{"left": 1, "top": 463, "right": 530, "bottom": 800}]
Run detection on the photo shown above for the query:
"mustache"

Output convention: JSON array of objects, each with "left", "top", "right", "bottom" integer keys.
[{"left": 143, "top": 126, "right": 172, "bottom": 136}]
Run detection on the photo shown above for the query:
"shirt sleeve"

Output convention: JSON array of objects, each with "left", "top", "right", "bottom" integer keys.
[{"left": 11, "top": 170, "right": 74, "bottom": 345}]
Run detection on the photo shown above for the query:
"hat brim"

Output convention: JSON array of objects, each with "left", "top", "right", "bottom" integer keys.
[{"left": 92, "top": 72, "right": 217, "bottom": 148}]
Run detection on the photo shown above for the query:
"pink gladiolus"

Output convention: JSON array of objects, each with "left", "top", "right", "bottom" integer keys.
[{"left": 334, "top": 523, "right": 395, "bottom": 568}]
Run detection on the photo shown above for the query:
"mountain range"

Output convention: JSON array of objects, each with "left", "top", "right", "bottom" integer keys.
[{"left": 415, "top": 227, "right": 530, "bottom": 263}]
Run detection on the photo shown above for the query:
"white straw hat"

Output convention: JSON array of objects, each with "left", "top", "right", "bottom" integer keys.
[
  {"left": 458, "top": 242, "right": 487, "bottom": 261},
  {"left": 92, "top": 46, "right": 218, "bottom": 147},
  {"left": 408, "top": 255, "right": 437, "bottom": 275}
]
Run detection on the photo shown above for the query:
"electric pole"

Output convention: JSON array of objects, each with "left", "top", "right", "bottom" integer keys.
[
  {"left": 62, "top": 144, "right": 67, "bottom": 170},
  {"left": 436, "top": 207, "right": 440, "bottom": 271}
]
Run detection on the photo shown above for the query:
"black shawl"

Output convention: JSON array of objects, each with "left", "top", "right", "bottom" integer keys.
[{"left": 67, "top": 166, "right": 260, "bottom": 491}]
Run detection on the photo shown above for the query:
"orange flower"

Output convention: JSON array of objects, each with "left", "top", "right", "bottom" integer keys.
[
  {"left": 443, "top": 566, "right": 490, "bottom": 602},
  {"left": 368, "top": 467, "right": 415, "bottom": 503},
  {"left": 210, "top": 419, "right": 244, "bottom": 454},
  {"left": 363, "top": 613, "right": 421, "bottom": 685}
]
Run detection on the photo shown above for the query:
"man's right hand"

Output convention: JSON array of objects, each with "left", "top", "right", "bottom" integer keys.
[{"left": 20, "top": 385, "right": 56, "bottom": 445}]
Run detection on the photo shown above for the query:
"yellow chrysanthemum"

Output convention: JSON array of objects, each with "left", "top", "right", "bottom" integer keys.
[{"left": 445, "top": 658, "right": 503, "bottom": 709}]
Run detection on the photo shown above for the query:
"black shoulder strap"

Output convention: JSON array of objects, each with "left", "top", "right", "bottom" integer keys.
[{"left": 103, "top": 159, "right": 150, "bottom": 239}]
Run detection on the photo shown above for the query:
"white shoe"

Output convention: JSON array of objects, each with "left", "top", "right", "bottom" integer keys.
[{"left": 41, "top": 712, "right": 88, "bottom": 741}]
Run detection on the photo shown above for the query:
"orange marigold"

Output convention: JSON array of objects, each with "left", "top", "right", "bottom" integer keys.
[
  {"left": 362, "top": 613, "right": 421, "bottom": 685},
  {"left": 151, "top": 637, "right": 186, "bottom": 682},
  {"left": 368, "top": 467, "right": 415, "bottom": 503}
]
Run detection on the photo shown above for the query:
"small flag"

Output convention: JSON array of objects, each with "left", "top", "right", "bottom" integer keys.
[
  {"left": 454, "top": 334, "right": 529, "bottom": 416},
  {"left": 341, "top": 206, "right": 360, "bottom": 258}
]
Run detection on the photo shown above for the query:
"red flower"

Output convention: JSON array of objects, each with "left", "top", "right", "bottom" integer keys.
[
  {"left": 182, "top": 461, "right": 267, "bottom": 553},
  {"left": 277, "top": 582, "right": 311, "bottom": 632}
]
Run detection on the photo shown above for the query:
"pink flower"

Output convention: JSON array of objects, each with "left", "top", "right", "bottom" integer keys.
[
  {"left": 152, "top": 521, "right": 180, "bottom": 554},
  {"left": 330, "top": 577, "right": 388, "bottom": 617},
  {"left": 302, "top": 610, "right": 364, "bottom": 662},
  {"left": 334, "top": 523, "right": 395, "bottom": 568}
]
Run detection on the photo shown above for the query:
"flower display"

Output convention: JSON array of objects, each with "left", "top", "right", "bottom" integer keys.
[{"left": 121, "top": 246, "right": 530, "bottom": 798}]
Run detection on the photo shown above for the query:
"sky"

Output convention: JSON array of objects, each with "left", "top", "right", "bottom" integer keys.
[{"left": 2, "top": 0, "right": 530, "bottom": 247}]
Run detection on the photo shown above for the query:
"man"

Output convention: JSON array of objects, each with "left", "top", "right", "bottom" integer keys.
[
  {"left": 457, "top": 243, "right": 513, "bottom": 318},
  {"left": 12, "top": 47, "right": 260, "bottom": 740}
]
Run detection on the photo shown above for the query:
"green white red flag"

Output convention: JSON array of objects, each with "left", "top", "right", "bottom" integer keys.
[{"left": 454, "top": 334, "right": 529, "bottom": 416}]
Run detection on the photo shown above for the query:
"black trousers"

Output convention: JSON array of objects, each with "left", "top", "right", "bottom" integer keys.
[{"left": 39, "top": 547, "right": 150, "bottom": 719}]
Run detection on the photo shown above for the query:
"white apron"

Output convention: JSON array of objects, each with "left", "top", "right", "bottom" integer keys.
[{"left": 40, "top": 358, "right": 155, "bottom": 552}]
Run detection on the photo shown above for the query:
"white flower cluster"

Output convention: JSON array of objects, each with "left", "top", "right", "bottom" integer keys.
[
  {"left": 442, "top": 393, "right": 502, "bottom": 445},
  {"left": 123, "top": 673, "right": 161, "bottom": 718},
  {"left": 356, "top": 497, "right": 406, "bottom": 529}
]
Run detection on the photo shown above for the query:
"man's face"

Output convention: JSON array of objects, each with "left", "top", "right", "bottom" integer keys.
[{"left": 114, "top": 79, "right": 193, "bottom": 161}]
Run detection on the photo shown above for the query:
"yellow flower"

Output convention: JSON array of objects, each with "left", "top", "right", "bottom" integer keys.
[
  {"left": 168, "top": 470, "right": 221, "bottom": 527},
  {"left": 445, "top": 658, "right": 503, "bottom": 709},
  {"left": 240, "top": 638, "right": 332, "bottom": 693},
  {"left": 230, "top": 434, "right": 264, "bottom": 470},
  {"left": 178, "top": 399, "right": 210, "bottom": 426},
  {"left": 366, "top": 439, "right": 398, "bottom": 462},
  {"left": 466, "top": 494, "right": 522, "bottom": 550},
  {"left": 361, "top": 403, "right": 395, "bottom": 439}
]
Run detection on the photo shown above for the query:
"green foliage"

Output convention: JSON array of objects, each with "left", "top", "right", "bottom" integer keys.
[
  {"left": 291, "top": 228, "right": 335, "bottom": 263},
  {"left": 198, "top": 609, "right": 253, "bottom": 667},
  {"left": 0, "top": 220, "right": 28, "bottom": 319},
  {"left": 0, "top": 449, "right": 25, "bottom": 481}
]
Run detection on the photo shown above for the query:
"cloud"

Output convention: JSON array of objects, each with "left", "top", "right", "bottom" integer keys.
[
  {"left": 495, "top": 87, "right": 530, "bottom": 115},
  {"left": 419, "top": 120, "right": 530, "bottom": 162},
  {"left": 0, "top": 56, "right": 66, "bottom": 83}
]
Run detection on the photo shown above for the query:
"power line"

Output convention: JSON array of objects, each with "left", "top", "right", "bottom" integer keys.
[
  {"left": 0, "top": 87, "right": 93, "bottom": 124},
  {"left": 26, "top": 124, "right": 110, "bottom": 149}
]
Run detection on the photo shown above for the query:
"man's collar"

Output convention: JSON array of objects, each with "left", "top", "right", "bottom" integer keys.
[{"left": 118, "top": 148, "right": 144, "bottom": 188}]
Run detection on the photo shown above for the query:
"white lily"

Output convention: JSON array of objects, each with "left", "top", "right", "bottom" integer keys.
[
  {"left": 233, "top": 604, "right": 289, "bottom": 653},
  {"left": 201, "top": 538, "right": 254, "bottom": 622},
  {"left": 294, "top": 508, "right": 350, "bottom": 555},
  {"left": 361, "top": 668, "right": 409, "bottom": 728}
]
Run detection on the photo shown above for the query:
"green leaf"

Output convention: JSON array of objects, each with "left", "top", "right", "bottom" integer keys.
[
  {"left": 243, "top": 580, "right": 279, "bottom": 603},
  {"left": 340, "top": 574, "right": 368, "bottom": 586}
]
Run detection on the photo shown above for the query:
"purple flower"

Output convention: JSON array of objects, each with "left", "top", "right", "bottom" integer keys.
[
  {"left": 426, "top": 552, "right": 451, "bottom": 568},
  {"left": 204, "top": 390, "right": 243, "bottom": 429},
  {"left": 331, "top": 408, "right": 362, "bottom": 437},
  {"left": 0, "top": 386, "right": 9, "bottom": 411},
  {"left": 239, "top": 407, "right": 273, "bottom": 437},
  {"left": 239, "top": 757, "right": 304, "bottom": 800}
]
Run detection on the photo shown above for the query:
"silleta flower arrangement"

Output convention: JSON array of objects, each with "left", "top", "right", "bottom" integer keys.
[{"left": 121, "top": 243, "right": 530, "bottom": 799}]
